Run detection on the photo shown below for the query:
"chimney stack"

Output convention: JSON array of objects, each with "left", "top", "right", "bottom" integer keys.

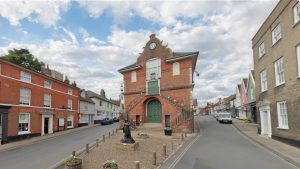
[
  {"left": 64, "top": 76, "right": 70, "bottom": 84},
  {"left": 100, "top": 89, "right": 105, "bottom": 97},
  {"left": 42, "top": 64, "right": 52, "bottom": 77}
]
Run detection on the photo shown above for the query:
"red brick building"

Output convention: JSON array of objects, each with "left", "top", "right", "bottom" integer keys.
[
  {"left": 0, "top": 58, "right": 80, "bottom": 143},
  {"left": 118, "top": 34, "right": 198, "bottom": 133}
]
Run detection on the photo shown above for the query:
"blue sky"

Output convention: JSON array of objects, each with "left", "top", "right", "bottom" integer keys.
[{"left": 0, "top": 0, "right": 279, "bottom": 106}]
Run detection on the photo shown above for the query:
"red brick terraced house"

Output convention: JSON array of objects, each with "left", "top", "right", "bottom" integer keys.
[
  {"left": 118, "top": 34, "right": 198, "bottom": 133},
  {"left": 0, "top": 59, "right": 80, "bottom": 143}
]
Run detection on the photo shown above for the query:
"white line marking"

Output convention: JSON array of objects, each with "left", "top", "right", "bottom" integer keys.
[
  {"left": 167, "top": 134, "right": 202, "bottom": 169},
  {"left": 232, "top": 125, "right": 299, "bottom": 169}
]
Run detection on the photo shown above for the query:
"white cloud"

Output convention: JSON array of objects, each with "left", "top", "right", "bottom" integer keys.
[
  {"left": 0, "top": 1, "right": 70, "bottom": 27},
  {"left": 83, "top": 37, "right": 105, "bottom": 44},
  {"left": 79, "top": 27, "right": 89, "bottom": 38},
  {"left": 1, "top": 37, "right": 6, "bottom": 39},
  {"left": 0, "top": 0, "right": 280, "bottom": 106}
]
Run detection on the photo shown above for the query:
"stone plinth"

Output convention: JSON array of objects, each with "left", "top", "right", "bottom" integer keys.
[{"left": 116, "top": 142, "right": 139, "bottom": 151}]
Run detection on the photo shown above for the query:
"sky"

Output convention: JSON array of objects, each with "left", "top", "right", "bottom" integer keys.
[{"left": 0, "top": 0, "right": 279, "bottom": 107}]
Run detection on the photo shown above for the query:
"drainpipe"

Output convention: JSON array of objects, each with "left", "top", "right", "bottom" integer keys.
[{"left": 78, "top": 100, "right": 80, "bottom": 127}]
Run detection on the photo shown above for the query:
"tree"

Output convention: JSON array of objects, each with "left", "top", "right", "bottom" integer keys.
[{"left": 1, "top": 48, "right": 45, "bottom": 72}]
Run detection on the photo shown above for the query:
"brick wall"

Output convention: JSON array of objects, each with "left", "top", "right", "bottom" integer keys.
[
  {"left": 253, "top": 0, "right": 300, "bottom": 140},
  {"left": 173, "top": 119, "right": 194, "bottom": 133},
  {"left": 0, "top": 59, "right": 80, "bottom": 139}
]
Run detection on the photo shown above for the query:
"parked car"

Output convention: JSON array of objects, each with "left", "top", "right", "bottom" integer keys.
[
  {"left": 218, "top": 113, "right": 232, "bottom": 124},
  {"left": 108, "top": 118, "right": 113, "bottom": 124},
  {"left": 100, "top": 118, "right": 110, "bottom": 125},
  {"left": 202, "top": 113, "right": 206, "bottom": 116},
  {"left": 213, "top": 114, "right": 218, "bottom": 118},
  {"left": 113, "top": 117, "right": 119, "bottom": 122},
  {"left": 215, "top": 114, "right": 220, "bottom": 120}
]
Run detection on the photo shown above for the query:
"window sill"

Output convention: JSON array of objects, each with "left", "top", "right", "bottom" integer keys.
[
  {"left": 274, "top": 82, "right": 285, "bottom": 88},
  {"left": 19, "top": 104, "right": 31, "bottom": 106},
  {"left": 260, "top": 90, "right": 268, "bottom": 94},
  {"left": 258, "top": 54, "right": 265, "bottom": 60},
  {"left": 277, "top": 127, "right": 289, "bottom": 130},
  {"left": 272, "top": 38, "right": 282, "bottom": 48},
  {"left": 67, "top": 126, "right": 74, "bottom": 129},
  {"left": 293, "top": 20, "right": 300, "bottom": 28},
  {"left": 18, "top": 131, "right": 31, "bottom": 135},
  {"left": 173, "top": 74, "right": 180, "bottom": 76}
]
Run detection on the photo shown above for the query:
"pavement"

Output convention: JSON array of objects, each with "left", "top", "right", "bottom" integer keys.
[
  {"left": 159, "top": 116, "right": 300, "bottom": 169},
  {"left": 0, "top": 123, "right": 103, "bottom": 152},
  {"left": 231, "top": 118, "right": 300, "bottom": 167}
]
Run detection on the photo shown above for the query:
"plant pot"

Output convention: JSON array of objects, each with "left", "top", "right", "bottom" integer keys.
[
  {"left": 164, "top": 130, "right": 172, "bottom": 136},
  {"left": 103, "top": 164, "right": 118, "bottom": 169},
  {"left": 66, "top": 160, "right": 82, "bottom": 169}
]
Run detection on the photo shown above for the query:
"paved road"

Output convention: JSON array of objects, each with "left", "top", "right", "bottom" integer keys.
[
  {"left": 0, "top": 123, "right": 119, "bottom": 169},
  {"left": 164, "top": 116, "right": 297, "bottom": 169}
]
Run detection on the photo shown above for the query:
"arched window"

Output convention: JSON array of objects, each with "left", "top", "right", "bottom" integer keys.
[
  {"left": 173, "top": 62, "right": 180, "bottom": 75},
  {"left": 131, "top": 71, "right": 136, "bottom": 82}
]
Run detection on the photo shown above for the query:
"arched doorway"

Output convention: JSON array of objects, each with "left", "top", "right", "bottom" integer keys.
[{"left": 147, "top": 99, "right": 162, "bottom": 123}]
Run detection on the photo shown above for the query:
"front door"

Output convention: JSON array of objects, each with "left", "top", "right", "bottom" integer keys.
[
  {"left": 136, "top": 115, "right": 140, "bottom": 126},
  {"left": 88, "top": 115, "right": 93, "bottom": 125},
  {"left": 262, "top": 111, "right": 268, "bottom": 134},
  {"left": 147, "top": 99, "right": 162, "bottom": 123},
  {"left": 44, "top": 118, "right": 49, "bottom": 134},
  {"left": 0, "top": 113, "right": 2, "bottom": 140},
  {"left": 253, "top": 107, "right": 257, "bottom": 123},
  {"left": 165, "top": 115, "right": 170, "bottom": 127}
]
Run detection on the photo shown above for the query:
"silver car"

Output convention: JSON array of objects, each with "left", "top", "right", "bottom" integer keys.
[{"left": 217, "top": 113, "right": 232, "bottom": 124}]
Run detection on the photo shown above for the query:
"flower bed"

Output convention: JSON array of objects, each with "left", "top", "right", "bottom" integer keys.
[{"left": 136, "top": 133, "right": 149, "bottom": 139}]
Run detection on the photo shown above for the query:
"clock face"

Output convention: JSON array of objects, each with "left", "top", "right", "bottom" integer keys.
[{"left": 149, "top": 42, "right": 156, "bottom": 50}]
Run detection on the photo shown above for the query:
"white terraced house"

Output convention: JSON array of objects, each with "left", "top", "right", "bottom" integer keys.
[{"left": 86, "top": 89, "right": 120, "bottom": 124}]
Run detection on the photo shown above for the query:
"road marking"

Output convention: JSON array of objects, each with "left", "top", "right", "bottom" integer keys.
[
  {"left": 167, "top": 134, "right": 202, "bottom": 169},
  {"left": 232, "top": 125, "right": 299, "bottom": 169}
]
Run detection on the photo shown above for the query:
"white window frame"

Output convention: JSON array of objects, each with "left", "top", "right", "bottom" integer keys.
[
  {"left": 297, "top": 44, "right": 300, "bottom": 77},
  {"left": 277, "top": 101, "right": 288, "bottom": 129},
  {"left": 173, "top": 62, "right": 180, "bottom": 76},
  {"left": 44, "top": 79, "right": 52, "bottom": 89},
  {"left": 274, "top": 57, "right": 285, "bottom": 86},
  {"left": 294, "top": 2, "right": 300, "bottom": 24},
  {"left": 97, "top": 111, "right": 102, "bottom": 116},
  {"left": 68, "top": 98, "right": 72, "bottom": 110},
  {"left": 131, "top": 71, "right": 136, "bottom": 82},
  {"left": 68, "top": 88, "right": 73, "bottom": 95},
  {"left": 18, "top": 113, "right": 30, "bottom": 134},
  {"left": 67, "top": 114, "right": 74, "bottom": 128},
  {"left": 20, "top": 87, "right": 31, "bottom": 105},
  {"left": 259, "top": 42, "right": 265, "bottom": 58},
  {"left": 20, "top": 71, "right": 31, "bottom": 82},
  {"left": 250, "top": 87, "right": 253, "bottom": 100},
  {"left": 44, "top": 93, "right": 51, "bottom": 107},
  {"left": 272, "top": 24, "right": 281, "bottom": 45},
  {"left": 84, "top": 102, "right": 89, "bottom": 110},
  {"left": 260, "top": 69, "right": 267, "bottom": 92}
]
